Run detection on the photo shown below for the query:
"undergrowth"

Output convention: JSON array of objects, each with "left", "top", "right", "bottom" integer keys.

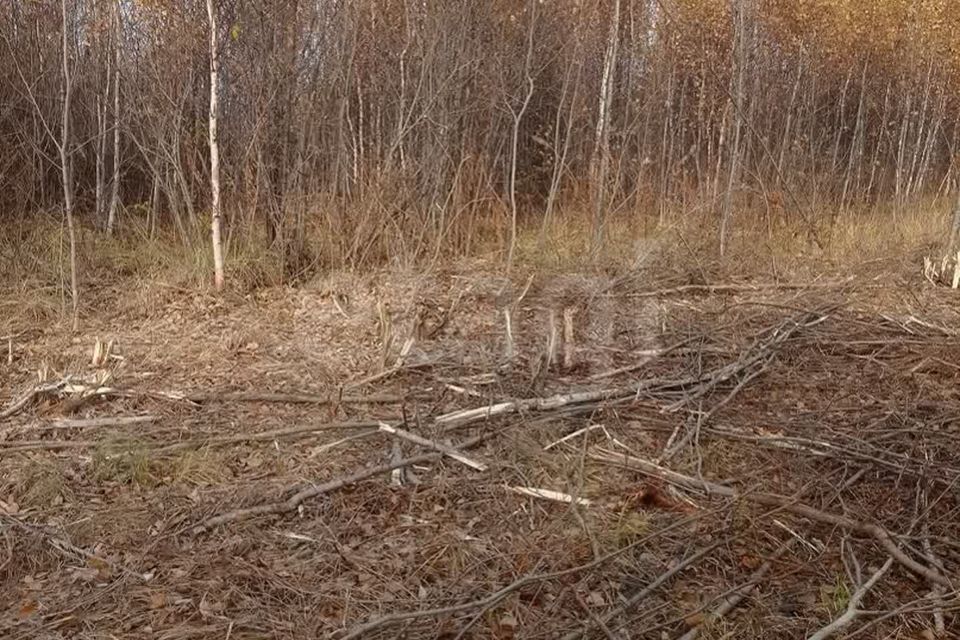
[{"left": 0, "top": 197, "right": 949, "bottom": 330}]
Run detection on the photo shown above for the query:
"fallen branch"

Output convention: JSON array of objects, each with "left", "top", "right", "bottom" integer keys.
[
  {"left": 623, "top": 279, "right": 854, "bottom": 299},
  {"left": 567, "top": 466, "right": 873, "bottom": 640},
  {"left": 0, "top": 420, "right": 386, "bottom": 454},
  {"left": 335, "top": 511, "right": 711, "bottom": 640},
  {"left": 194, "top": 431, "right": 491, "bottom": 533},
  {"left": 806, "top": 556, "right": 895, "bottom": 640},
  {"left": 508, "top": 486, "right": 592, "bottom": 506},
  {"left": 195, "top": 451, "right": 447, "bottom": 532},
  {"left": 437, "top": 308, "right": 832, "bottom": 431},
  {"left": 0, "top": 381, "right": 64, "bottom": 420},
  {"left": 543, "top": 424, "right": 607, "bottom": 450},
  {"left": 0, "top": 440, "right": 95, "bottom": 453},
  {"left": 704, "top": 426, "right": 960, "bottom": 487},
  {"left": 159, "top": 389, "right": 416, "bottom": 405},
  {"left": 586, "top": 339, "right": 722, "bottom": 381},
  {"left": 155, "top": 420, "right": 384, "bottom": 453},
  {"left": 677, "top": 538, "right": 796, "bottom": 640},
  {"left": 378, "top": 422, "right": 487, "bottom": 471},
  {"left": 346, "top": 357, "right": 431, "bottom": 390},
  {"left": 560, "top": 540, "right": 726, "bottom": 640},
  {"left": 0, "top": 513, "right": 143, "bottom": 582},
  {"left": 434, "top": 376, "right": 696, "bottom": 430},
  {"left": 590, "top": 449, "right": 953, "bottom": 588},
  {"left": 43, "top": 415, "right": 158, "bottom": 430},
  {"left": 922, "top": 489, "right": 948, "bottom": 636},
  {"left": 571, "top": 591, "right": 618, "bottom": 640}
]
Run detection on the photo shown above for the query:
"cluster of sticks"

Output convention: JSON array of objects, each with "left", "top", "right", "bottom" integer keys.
[{"left": 2, "top": 304, "right": 957, "bottom": 639}]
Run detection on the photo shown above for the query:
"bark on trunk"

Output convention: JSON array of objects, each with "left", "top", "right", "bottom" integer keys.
[{"left": 206, "top": 0, "right": 225, "bottom": 290}]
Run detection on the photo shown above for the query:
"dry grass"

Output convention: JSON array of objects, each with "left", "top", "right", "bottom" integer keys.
[{"left": 2, "top": 195, "right": 950, "bottom": 312}]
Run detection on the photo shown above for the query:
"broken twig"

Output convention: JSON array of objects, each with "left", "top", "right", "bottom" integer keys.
[
  {"left": 378, "top": 422, "right": 487, "bottom": 471},
  {"left": 806, "top": 556, "right": 895, "bottom": 640}
]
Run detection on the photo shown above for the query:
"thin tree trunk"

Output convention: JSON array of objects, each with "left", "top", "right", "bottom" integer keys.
[
  {"left": 894, "top": 90, "right": 912, "bottom": 209},
  {"left": 948, "top": 122, "right": 960, "bottom": 254},
  {"left": 60, "top": 0, "right": 79, "bottom": 331},
  {"left": 905, "top": 62, "right": 933, "bottom": 201},
  {"left": 777, "top": 50, "right": 803, "bottom": 187},
  {"left": 867, "top": 81, "right": 890, "bottom": 201},
  {"left": 107, "top": 3, "right": 121, "bottom": 235},
  {"left": 839, "top": 61, "right": 867, "bottom": 217},
  {"left": 658, "top": 70, "right": 674, "bottom": 225},
  {"left": 505, "top": 0, "right": 536, "bottom": 271},
  {"left": 540, "top": 59, "right": 580, "bottom": 246},
  {"left": 720, "top": 0, "right": 749, "bottom": 256},
  {"left": 206, "top": 0, "right": 225, "bottom": 290},
  {"left": 96, "top": 93, "right": 107, "bottom": 224},
  {"left": 591, "top": 0, "right": 621, "bottom": 256},
  {"left": 149, "top": 172, "right": 160, "bottom": 239},
  {"left": 948, "top": 184, "right": 960, "bottom": 255}
]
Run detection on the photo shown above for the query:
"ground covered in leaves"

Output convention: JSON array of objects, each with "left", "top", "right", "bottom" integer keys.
[{"left": 1, "top": 260, "right": 959, "bottom": 639}]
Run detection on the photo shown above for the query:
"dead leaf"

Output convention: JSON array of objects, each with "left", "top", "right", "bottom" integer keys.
[
  {"left": 628, "top": 483, "right": 691, "bottom": 512},
  {"left": 88, "top": 556, "right": 112, "bottom": 579},
  {"left": 17, "top": 599, "right": 38, "bottom": 619},
  {"left": 0, "top": 498, "right": 20, "bottom": 515},
  {"left": 148, "top": 591, "right": 167, "bottom": 610},
  {"left": 587, "top": 590, "right": 605, "bottom": 606},
  {"left": 683, "top": 612, "right": 706, "bottom": 628}
]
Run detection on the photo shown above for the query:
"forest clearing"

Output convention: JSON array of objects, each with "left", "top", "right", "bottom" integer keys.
[
  {"left": 2, "top": 258, "right": 960, "bottom": 639},
  {"left": 4, "top": 0, "right": 960, "bottom": 637}
]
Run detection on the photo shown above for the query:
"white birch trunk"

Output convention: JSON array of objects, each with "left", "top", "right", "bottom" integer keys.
[{"left": 206, "top": 0, "right": 225, "bottom": 290}]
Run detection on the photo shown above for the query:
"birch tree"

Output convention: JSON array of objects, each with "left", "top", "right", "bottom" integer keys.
[{"left": 206, "top": 0, "right": 225, "bottom": 290}]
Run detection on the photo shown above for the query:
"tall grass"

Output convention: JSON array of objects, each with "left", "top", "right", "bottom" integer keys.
[{"left": 0, "top": 192, "right": 949, "bottom": 323}]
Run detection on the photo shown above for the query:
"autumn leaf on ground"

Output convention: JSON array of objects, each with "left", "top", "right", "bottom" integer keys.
[{"left": 17, "top": 599, "right": 38, "bottom": 620}]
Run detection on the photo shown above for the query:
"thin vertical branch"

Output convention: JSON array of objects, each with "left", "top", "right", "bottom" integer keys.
[
  {"left": 107, "top": 0, "right": 122, "bottom": 235},
  {"left": 60, "top": 0, "right": 79, "bottom": 331}
]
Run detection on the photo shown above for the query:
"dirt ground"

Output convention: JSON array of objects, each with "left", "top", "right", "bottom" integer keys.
[{"left": 1, "top": 258, "right": 959, "bottom": 639}]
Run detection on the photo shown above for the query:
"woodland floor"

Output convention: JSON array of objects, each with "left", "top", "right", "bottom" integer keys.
[{"left": 1, "top": 255, "right": 959, "bottom": 639}]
